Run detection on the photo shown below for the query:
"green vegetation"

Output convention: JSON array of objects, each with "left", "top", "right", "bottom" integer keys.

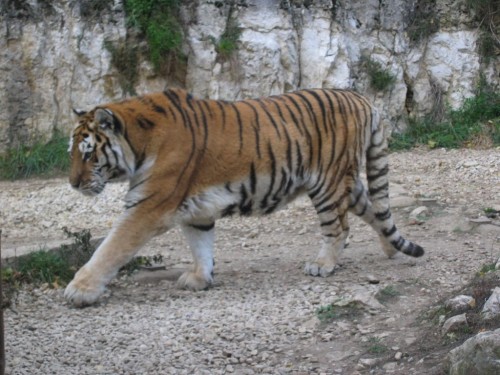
[
  {"left": 375, "top": 285, "right": 400, "bottom": 303},
  {"left": 315, "top": 301, "right": 361, "bottom": 323},
  {"left": 3, "top": 228, "right": 94, "bottom": 286},
  {"left": 477, "top": 263, "right": 496, "bottom": 277},
  {"left": 316, "top": 303, "right": 338, "bottom": 322},
  {"left": 215, "top": 18, "right": 241, "bottom": 60},
  {"left": 363, "top": 58, "right": 396, "bottom": 92},
  {"left": 120, "top": 254, "right": 164, "bottom": 275},
  {"left": 15, "top": 250, "right": 74, "bottom": 285},
  {"left": 406, "top": 0, "right": 439, "bottom": 43},
  {"left": 1, "top": 228, "right": 164, "bottom": 307},
  {"left": 79, "top": 0, "right": 113, "bottom": 19},
  {"left": 123, "top": 0, "right": 183, "bottom": 72},
  {"left": 390, "top": 81, "right": 500, "bottom": 150},
  {"left": 465, "top": 0, "right": 499, "bottom": 62},
  {"left": 0, "top": 131, "right": 70, "bottom": 180},
  {"left": 367, "top": 337, "right": 388, "bottom": 354},
  {"left": 483, "top": 207, "right": 499, "bottom": 218},
  {"left": 104, "top": 40, "right": 139, "bottom": 95}
]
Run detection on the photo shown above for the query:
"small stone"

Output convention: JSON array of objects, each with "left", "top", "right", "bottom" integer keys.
[
  {"left": 442, "top": 314, "right": 468, "bottom": 335},
  {"left": 391, "top": 196, "right": 417, "bottom": 208},
  {"left": 383, "top": 362, "right": 397, "bottom": 372},
  {"left": 359, "top": 358, "right": 379, "bottom": 366},
  {"left": 366, "top": 274, "right": 380, "bottom": 284},
  {"left": 482, "top": 287, "right": 500, "bottom": 321},
  {"left": 409, "top": 206, "right": 429, "bottom": 220},
  {"left": 463, "top": 161, "right": 478, "bottom": 167},
  {"left": 395, "top": 351, "right": 403, "bottom": 360},
  {"left": 445, "top": 295, "right": 476, "bottom": 312},
  {"left": 469, "top": 216, "right": 492, "bottom": 224}
]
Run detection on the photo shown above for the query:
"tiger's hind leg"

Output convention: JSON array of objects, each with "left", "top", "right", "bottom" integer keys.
[
  {"left": 177, "top": 221, "right": 215, "bottom": 291},
  {"left": 304, "top": 192, "right": 350, "bottom": 277}
]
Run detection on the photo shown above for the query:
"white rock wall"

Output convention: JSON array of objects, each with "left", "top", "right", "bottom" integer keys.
[{"left": 0, "top": 0, "right": 498, "bottom": 152}]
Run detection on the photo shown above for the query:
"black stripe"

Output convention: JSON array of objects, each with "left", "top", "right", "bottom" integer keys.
[
  {"left": 295, "top": 92, "right": 322, "bottom": 168},
  {"left": 272, "top": 167, "right": 288, "bottom": 201},
  {"left": 260, "top": 142, "right": 277, "bottom": 209},
  {"left": 349, "top": 187, "right": 364, "bottom": 208},
  {"left": 216, "top": 101, "right": 226, "bottom": 130},
  {"left": 367, "top": 165, "right": 389, "bottom": 182},
  {"left": 125, "top": 193, "right": 156, "bottom": 209},
  {"left": 221, "top": 204, "right": 237, "bottom": 217},
  {"left": 249, "top": 163, "right": 257, "bottom": 194},
  {"left": 129, "top": 176, "right": 151, "bottom": 192},
  {"left": 240, "top": 101, "right": 262, "bottom": 158},
  {"left": 375, "top": 209, "right": 391, "bottom": 221},
  {"left": 163, "top": 90, "right": 186, "bottom": 127},
  {"left": 357, "top": 202, "right": 368, "bottom": 216},
  {"left": 137, "top": 115, "right": 155, "bottom": 130},
  {"left": 382, "top": 225, "right": 397, "bottom": 237},
  {"left": 239, "top": 184, "right": 252, "bottom": 216},
  {"left": 305, "top": 90, "right": 329, "bottom": 134},
  {"left": 320, "top": 217, "right": 339, "bottom": 227},
  {"left": 190, "top": 223, "right": 215, "bottom": 231},
  {"left": 369, "top": 182, "right": 389, "bottom": 196},
  {"left": 201, "top": 100, "right": 214, "bottom": 119},
  {"left": 317, "top": 202, "right": 338, "bottom": 214},
  {"left": 286, "top": 94, "right": 314, "bottom": 167},
  {"left": 295, "top": 140, "right": 304, "bottom": 178},
  {"left": 256, "top": 99, "right": 281, "bottom": 139},
  {"left": 275, "top": 96, "right": 304, "bottom": 136},
  {"left": 230, "top": 103, "right": 244, "bottom": 152}
]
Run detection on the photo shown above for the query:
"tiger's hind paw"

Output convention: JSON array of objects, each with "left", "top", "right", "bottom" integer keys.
[
  {"left": 177, "top": 271, "right": 213, "bottom": 291},
  {"left": 304, "top": 262, "right": 336, "bottom": 278}
]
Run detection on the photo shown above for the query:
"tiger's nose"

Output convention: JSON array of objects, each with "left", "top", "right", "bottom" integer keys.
[{"left": 69, "top": 176, "right": 81, "bottom": 189}]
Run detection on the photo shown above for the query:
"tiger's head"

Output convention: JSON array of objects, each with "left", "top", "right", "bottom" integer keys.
[{"left": 69, "top": 107, "right": 133, "bottom": 196}]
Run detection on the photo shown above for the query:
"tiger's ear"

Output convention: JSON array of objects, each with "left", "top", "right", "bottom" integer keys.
[
  {"left": 94, "top": 108, "right": 122, "bottom": 133},
  {"left": 73, "top": 108, "right": 87, "bottom": 117}
]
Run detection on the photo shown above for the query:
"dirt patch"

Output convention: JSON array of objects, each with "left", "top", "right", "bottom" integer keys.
[{"left": 1, "top": 148, "right": 499, "bottom": 374}]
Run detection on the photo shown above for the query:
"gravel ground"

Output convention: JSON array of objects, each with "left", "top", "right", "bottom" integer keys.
[{"left": 1, "top": 148, "right": 499, "bottom": 374}]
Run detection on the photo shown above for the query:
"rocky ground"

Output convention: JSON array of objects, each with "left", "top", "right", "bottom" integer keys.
[{"left": 1, "top": 148, "right": 499, "bottom": 375}]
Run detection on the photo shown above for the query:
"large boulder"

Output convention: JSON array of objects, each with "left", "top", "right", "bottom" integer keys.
[{"left": 446, "top": 328, "right": 500, "bottom": 375}]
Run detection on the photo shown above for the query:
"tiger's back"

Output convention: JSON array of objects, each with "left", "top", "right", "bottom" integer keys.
[{"left": 64, "top": 88, "right": 423, "bottom": 307}]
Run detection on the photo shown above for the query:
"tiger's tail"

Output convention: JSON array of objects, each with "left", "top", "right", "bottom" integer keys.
[{"left": 349, "top": 108, "right": 424, "bottom": 258}]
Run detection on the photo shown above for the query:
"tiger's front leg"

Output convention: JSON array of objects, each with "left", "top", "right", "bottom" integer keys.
[
  {"left": 64, "top": 208, "right": 168, "bottom": 307},
  {"left": 177, "top": 222, "right": 215, "bottom": 291}
]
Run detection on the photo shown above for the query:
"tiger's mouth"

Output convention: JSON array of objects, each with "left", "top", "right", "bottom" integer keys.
[{"left": 75, "top": 181, "right": 106, "bottom": 196}]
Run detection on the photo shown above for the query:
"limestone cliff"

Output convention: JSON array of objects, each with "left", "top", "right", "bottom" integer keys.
[{"left": 0, "top": 0, "right": 498, "bottom": 152}]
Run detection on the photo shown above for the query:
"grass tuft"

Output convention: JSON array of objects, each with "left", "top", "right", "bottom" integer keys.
[
  {"left": 0, "top": 132, "right": 70, "bottom": 180},
  {"left": 362, "top": 58, "right": 396, "bottom": 92},
  {"left": 375, "top": 285, "right": 400, "bottom": 303}
]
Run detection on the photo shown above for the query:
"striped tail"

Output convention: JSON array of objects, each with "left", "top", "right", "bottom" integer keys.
[{"left": 350, "top": 108, "right": 424, "bottom": 258}]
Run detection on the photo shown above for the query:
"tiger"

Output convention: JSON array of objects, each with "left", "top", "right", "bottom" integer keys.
[{"left": 64, "top": 88, "right": 424, "bottom": 307}]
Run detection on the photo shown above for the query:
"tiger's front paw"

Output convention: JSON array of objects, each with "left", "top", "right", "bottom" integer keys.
[
  {"left": 177, "top": 271, "right": 213, "bottom": 291},
  {"left": 64, "top": 267, "right": 106, "bottom": 307},
  {"left": 304, "top": 262, "right": 337, "bottom": 278}
]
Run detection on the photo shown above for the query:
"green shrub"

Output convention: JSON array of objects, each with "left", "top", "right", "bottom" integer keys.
[
  {"left": 363, "top": 58, "right": 396, "bottom": 92},
  {"left": 124, "top": 0, "right": 183, "bottom": 72},
  {"left": 16, "top": 250, "right": 73, "bottom": 285},
  {"left": 465, "top": 0, "right": 499, "bottom": 61},
  {"left": 104, "top": 40, "right": 139, "bottom": 95},
  {"left": 390, "top": 81, "right": 500, "bottom": 150},
  {"left": 0, "top": 131, "right": 70, "bottom": 180},
  {"left": 406, "top": 0, "right": 439, "bottom": 43},
  {"left": 215, "top": 18, "right": 241, "bottom": 60}
]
